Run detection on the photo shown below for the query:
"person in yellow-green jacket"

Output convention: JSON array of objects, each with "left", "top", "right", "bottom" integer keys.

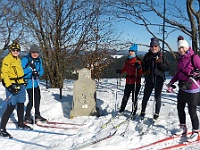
[{"left": 0, "top": 42, "right": 32, "bottom": 138}]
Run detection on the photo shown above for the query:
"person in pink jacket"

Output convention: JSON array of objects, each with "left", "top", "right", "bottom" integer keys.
[{"left": 167, "top": 36, "right": 200, "bottom": 142}]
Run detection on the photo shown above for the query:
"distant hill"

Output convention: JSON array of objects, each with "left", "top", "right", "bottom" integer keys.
[
  {"left": 0, "top": 50, "right": 30, "bottom": 59},
  {"left": 110, "top": 49, "right": 147, "bottom": 58}
]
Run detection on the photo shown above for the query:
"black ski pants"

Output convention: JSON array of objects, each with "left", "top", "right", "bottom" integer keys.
[
  {"left": 25, "top": 86, "right": 41, "bottom": 117},
  {"left": 177, "top": 90, "right": 199, "bottom": 130},
  {"left": 1, "top": 103, "right": 25, "bottom": 130},
  {"left": 141, "top": 80, "right": 164, "bottom": 115},
  {"left": 120, "top": 83, "right": 141, "bottom": 114}
]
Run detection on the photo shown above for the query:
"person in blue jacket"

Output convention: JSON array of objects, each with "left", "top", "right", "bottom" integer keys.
[{"left": 21, "top": 44, "right": 46, "bottom": 123}]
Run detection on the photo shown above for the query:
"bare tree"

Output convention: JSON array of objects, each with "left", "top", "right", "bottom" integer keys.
[
  {"left": 109, "top": 0, "right": 200, "bottom": 53},
  {"left": 0, "top": 1, "right": 25, "bottom": 51},
  {"left": 8, "top": 0, "right": 118, "bottom": 88}
]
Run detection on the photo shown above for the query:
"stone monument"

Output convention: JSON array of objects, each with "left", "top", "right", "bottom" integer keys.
[{"left": 70, "top": 68, "right": 99, "bottom": 118}]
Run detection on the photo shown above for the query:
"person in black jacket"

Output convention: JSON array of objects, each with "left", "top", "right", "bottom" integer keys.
[{"left": 140, "top": 38, "right": 170, "bottom": 120}]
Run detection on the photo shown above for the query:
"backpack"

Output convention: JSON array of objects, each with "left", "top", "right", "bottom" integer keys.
[
  {"left": 190, "top": 54, "right": 200, "bottom": 106},
  {"left": 191, "top": 54, "right": 200, "bottom": 71},
  {"left": 181, "top": 54, "right": 200, "bottom": 76}
]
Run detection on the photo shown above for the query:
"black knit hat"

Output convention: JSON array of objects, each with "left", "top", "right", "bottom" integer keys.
[
  {"left": 150, "top": 38, "right": 160, "bottom": 47},
  {"left": 30, "top": 44, "right": 40, "bottom": 53}
]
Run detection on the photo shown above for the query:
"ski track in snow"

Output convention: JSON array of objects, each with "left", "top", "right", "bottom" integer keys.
[{"left": 0, "top": 77, "right": 200, "bottom": 150}]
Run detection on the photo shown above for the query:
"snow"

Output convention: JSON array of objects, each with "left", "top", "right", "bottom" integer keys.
[{"left": 0, "top": 77, "right": 200, "bottom": 150}]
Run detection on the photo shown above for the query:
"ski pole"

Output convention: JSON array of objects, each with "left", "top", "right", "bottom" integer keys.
[
  {"left": 152, "top": 59, "right": 157, "bottom": 119},
  {"left": 131, "top": 68, "right": 138, "bottom": 119},
  {"left": 190, "top": 77, "right": 200, "bottom": 88},
  {"left": 115, "top": 66, "right": 119, "bottom": 114},
  {"left": 115, "top": 73, "right": 119, "bottom": 114},
  {"left": 0, "top": 94, "right": 13, "bottom": 109},
  {"left": 32, "top": 76, "right": 35, "bottom": 126}
]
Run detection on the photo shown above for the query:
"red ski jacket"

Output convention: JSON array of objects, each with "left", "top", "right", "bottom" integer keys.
[{"left": 120, "top": 57, "right": 143, "bottom": 84}]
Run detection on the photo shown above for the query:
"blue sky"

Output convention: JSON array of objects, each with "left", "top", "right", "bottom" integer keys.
[
  {"left": 115, "top": 0, "right": 192, "bottom": 52},
  {"left": 117, "top": 21, "right": 191, "bottom": 52}
]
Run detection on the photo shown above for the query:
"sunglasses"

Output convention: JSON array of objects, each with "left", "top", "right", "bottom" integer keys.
[{"left": 11, "top": 49, "right": 20, "bottom": 52}]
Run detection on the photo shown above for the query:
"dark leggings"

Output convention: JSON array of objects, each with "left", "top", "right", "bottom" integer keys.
[
  {"left": 177, "top": 90, "right": 199, "bottom": 130},
  {"left": 25, "top": 87, "right": 41, "bottom": 116},
  {"left": 141, "top": 81, "right": 164, "bottom": 115},
  {"left": 120, "top": 84, "right": 141, "bottom": 113},
  {"left": 1, "top": 103, "right": 24, "bottom": 130}
]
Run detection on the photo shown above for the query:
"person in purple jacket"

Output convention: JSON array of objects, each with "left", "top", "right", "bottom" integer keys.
[{"left": 167, "top": 36, "right": 200, "bottom": 142}]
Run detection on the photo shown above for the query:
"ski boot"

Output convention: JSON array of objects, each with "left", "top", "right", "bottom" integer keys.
[
  {"left": 18, "top": 123, "right": 33, "bottom": 130},
  {"left": 174, "top": 124, "right": 187, "bottom": 136},
  {"left": 153, "top": 113, "right": 159, "bottom": 121},
  {"left": 24, "top": 115, "right": 33, "bottom": 124},
  {"left": 0, "top": 129, "right": 13, "bottom": 138},
  {"left": 187, "top": 130, "right": 200, "bottom": 142},
  {"left": 35, "top": 115, "right": 47, "bottom": 123},
  {"left": 140, "top": 112, "right": 145, "bottom": 121}
]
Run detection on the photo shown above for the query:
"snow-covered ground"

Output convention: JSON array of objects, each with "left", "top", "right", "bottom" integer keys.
[{"left": 0, "top": 77, "right": 199, "bottom": 150}]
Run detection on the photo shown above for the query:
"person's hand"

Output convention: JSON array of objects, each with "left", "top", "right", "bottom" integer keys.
[
  {"left": 135, "top": 62, "right": 141, "bottom": 70},
  {"left": 156, "top": 58, "right": 161, "bottom": 63},
  {"left": 116, "top": 69, "right": 121, "bottom": 74},
  {"left": 193, "top": 69, "right": 200, "bottom": 79},
  {"left": 7, "top": 85, "right": 20, "bottom": 94},
  {"left": 166, "top": 84, "right": 176, "bottom": 93},
  {"left": 30, "top": 61, "right": 36, "bottom": 70},
  {"left": 166, "top": 82, "right": 172, "bottom": 88},
  {"left": 32, "top": 70, "right": 39, "bottom": 77}
]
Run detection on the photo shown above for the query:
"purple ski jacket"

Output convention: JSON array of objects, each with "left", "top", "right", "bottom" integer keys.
[{"left": 169, "top": 48, "right": 200, "bottom": 93}]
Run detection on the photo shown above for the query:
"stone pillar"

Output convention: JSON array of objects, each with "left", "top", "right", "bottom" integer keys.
[{"left": 70, "top": 68, "right": 99, "bottom": 118}]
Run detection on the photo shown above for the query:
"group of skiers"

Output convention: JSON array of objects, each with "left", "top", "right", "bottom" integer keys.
[
  {"left": 117, "top": 36, "right": 200, "bottom": 142},
  {"left": 1, "top": 36, "right": 200, "bottom": 142},
  {"left": 0, "top": 42, "right": 46, "bottom": 138}
]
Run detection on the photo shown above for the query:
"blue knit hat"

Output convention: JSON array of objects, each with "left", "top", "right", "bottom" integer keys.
[{"left": 129, "top": 44, "right": 138, "bottom": 52}]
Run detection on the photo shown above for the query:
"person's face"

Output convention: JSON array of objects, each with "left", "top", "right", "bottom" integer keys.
[
  {"left": 30, "top": 52, "right": 39, "bottom": 58},
  {"left": 150, "top": 45, "right": 160, "bottom": 54},
  {"left": 178, "top": 46, "right": 188, "bottom": 55},
  {"left": 129, "top": 50, "right": 135, "bottom": 56},
  {"left": 10, "top": 49, "right": 20, "bottom": 57}
]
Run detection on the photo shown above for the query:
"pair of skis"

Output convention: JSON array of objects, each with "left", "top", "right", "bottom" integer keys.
[
  {"left": 4, "top": 121, "right": 83, "bottom": 139},
  {"left": 72, "top": 113, "right": 135, "bottom": 149},
  {"left": 132, "top": 131, "right": 200, "bottom": 150},
  {"left": 36, "top": 121, "right": 84, "bottom": 130},
  {"left": 71, "top": 129, "right": 117, "bottom": 150},
  {"left": 8, "top": 121, "right": 85, "bottom": 130},
  {"left": 101, "top": 112, "right": 137, "bottom": 128}
]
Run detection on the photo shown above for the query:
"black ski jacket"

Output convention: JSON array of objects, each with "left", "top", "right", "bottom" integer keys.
[{"left": 142, "top": 50, "right": 170, "bottom": 83}]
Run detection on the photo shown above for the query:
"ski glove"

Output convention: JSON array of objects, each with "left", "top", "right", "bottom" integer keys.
[
  {"left": 135, "top": 62, "right": 141, "bottom": 70},
  {"left": 7, "top": 85, "right": 20, "bottom": 94},
  {"left": 116, "top": 69, "right": 121, "bottom": 74},
  {"left": 192, "top": 69, "right": 200, "bottom": 79},
  {"left": 32, "top": 70, "right": 39, "bottom": 77},
  {"left": 29, "top": 61, "right": 36, "bottom": 70},
  {"left": 156, "top": 57, "right": 162, "bottom": 63}
]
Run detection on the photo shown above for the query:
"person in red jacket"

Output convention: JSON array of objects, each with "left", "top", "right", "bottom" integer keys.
[{"left": 116, "top": 44, "right": 143, "bottom": 117}]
